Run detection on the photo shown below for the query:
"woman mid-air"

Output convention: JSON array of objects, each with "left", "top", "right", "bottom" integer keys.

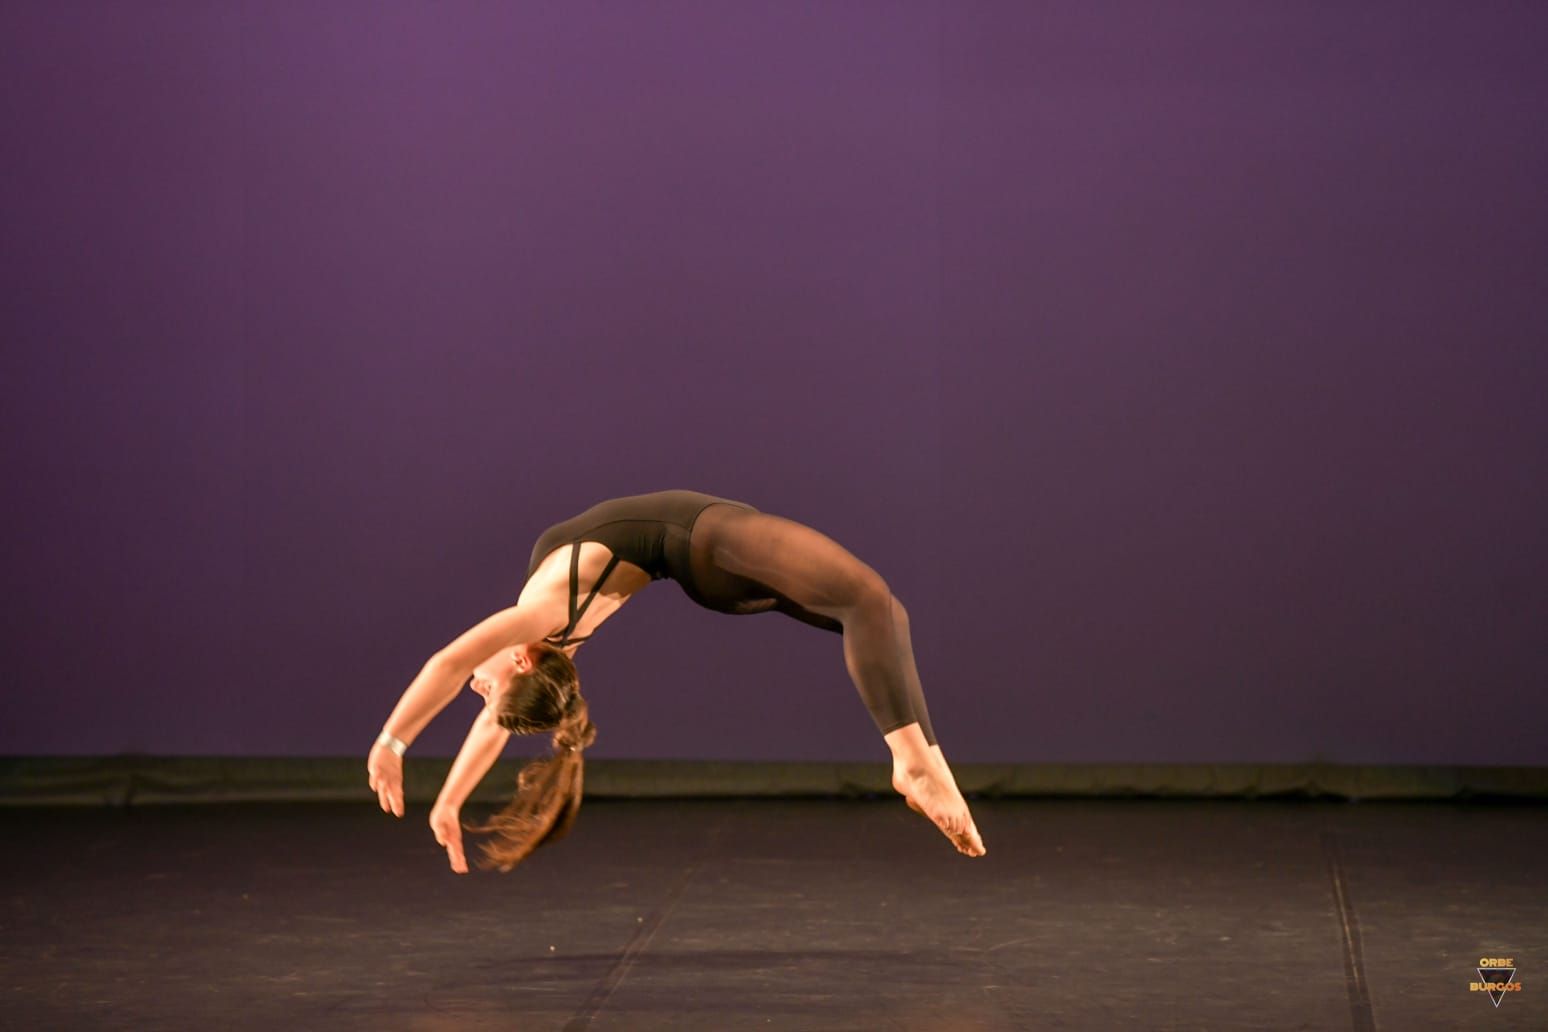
[{"left": 367, "top": 489, "right": 986, "bottom": 873}]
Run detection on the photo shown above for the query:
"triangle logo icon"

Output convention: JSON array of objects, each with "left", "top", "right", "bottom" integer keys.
[{"left": 1476, "top": 967, "right": 1516, "bottom": 1008}]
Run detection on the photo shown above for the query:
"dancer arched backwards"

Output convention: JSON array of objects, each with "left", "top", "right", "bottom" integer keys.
[{"left": 367, "top": 489, "right": 986, "bottom": 873}]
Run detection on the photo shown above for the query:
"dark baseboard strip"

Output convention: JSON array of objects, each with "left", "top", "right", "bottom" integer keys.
[{"left": 0, "top": 756, "right": 1544, "bottom": 806}]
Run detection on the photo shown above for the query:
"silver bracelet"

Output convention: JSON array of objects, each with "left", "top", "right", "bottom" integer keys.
[{"left": 375, "top": 730, "right": 408, "bottom": 757}]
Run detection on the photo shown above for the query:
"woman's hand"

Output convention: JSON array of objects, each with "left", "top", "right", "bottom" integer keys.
[
  {"left": 429, "top": 802, "right": 468, "bottom": 874},
  {"left": 367, "top": 742, "right": 405, "bottom": 817}
]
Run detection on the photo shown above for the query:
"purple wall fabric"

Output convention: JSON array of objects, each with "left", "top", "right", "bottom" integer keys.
[{"left": 1, "top": 1, "right": 1543, "bottom": 764}]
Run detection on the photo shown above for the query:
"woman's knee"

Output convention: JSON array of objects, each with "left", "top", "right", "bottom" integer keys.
[
  {"left": 808, "top": 562, "right": 898, "bottom": 629},
  {"left": 843, "top": 575, "right": 904, "bottom": 629}
]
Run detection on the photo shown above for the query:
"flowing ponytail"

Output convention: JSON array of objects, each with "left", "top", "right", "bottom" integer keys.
[{"left": 470, "top": 646, "right": 597, "bottom": 872}]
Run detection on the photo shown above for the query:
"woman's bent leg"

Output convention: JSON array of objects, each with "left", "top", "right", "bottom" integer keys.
[
  {"left": 689, "top": 508, "right": 936, "bottom": 745},
  {"left": 688, "top": 507, "right": 985, "bottom": 856}
]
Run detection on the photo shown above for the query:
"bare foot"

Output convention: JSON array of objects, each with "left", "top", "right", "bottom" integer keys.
[{"left": 892, "top": 766, "right": 986, "bottom": 857}]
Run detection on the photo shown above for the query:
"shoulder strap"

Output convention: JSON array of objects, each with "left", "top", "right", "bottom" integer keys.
[{"left": 545, "top": 544, "right": 621, "bottom": 648}]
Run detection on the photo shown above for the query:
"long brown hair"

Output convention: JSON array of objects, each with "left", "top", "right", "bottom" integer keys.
[{"left": 468, "top": 643, "right": 597, "bottom": 872}]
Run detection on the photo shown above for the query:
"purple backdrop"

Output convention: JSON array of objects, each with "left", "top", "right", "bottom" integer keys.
[{"left": 1, "top": 1, "right": 1543, "bottom": 764}]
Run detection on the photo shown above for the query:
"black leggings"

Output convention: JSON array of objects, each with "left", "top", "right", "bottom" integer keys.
[{"left": 683, "top": 504, "right": 938, "bottom": 747}]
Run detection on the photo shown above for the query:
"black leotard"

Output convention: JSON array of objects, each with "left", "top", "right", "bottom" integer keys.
[
  {"left": 524, "top": 489, "right": 939, "bottom": 746},
  {"left": 526, "top": 489, "right": 758, "bottom": 650}
]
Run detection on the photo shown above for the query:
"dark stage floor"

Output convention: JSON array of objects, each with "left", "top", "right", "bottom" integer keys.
[{"left": 2, "top": 796, "right": 1543, "bottom": 1030}]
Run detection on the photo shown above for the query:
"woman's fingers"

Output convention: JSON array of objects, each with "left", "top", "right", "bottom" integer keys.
[
  {"left": 367, "top": 753, "right": 405, "bottom": 817},
  {"left": 371, "top": 773, "right": 400, "bottom": 816},
  {"left": 431, "top": 808, "right": 468, "bottom": 874}
]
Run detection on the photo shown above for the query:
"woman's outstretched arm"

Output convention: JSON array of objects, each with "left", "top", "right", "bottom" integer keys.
[
  {"left": 428, "top": 705, "right": 512, "bottom": 874},
  {"left": 368, "top": 596, "right": 562, "bottom": 817}
]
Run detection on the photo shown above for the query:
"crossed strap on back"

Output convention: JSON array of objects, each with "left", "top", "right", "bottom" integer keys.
[{"left": 543, "top": 543, "right": 621, "bottom": 649}]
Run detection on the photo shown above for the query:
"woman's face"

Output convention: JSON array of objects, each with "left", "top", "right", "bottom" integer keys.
[{"left": 470, "top": 644, "right": 535, "bottom": 708}]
